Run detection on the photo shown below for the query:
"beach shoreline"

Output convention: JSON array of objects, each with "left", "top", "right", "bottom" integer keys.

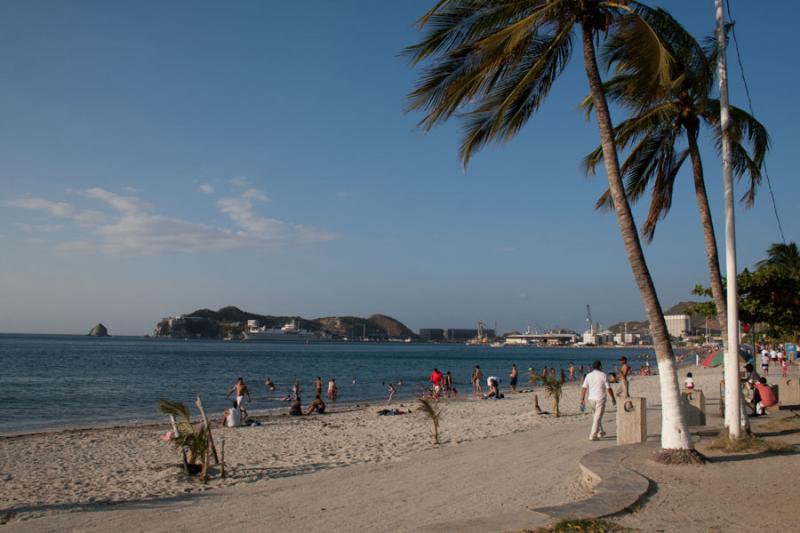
[{"left": 1, "top": 362, "right": 714, "bottom": 526}]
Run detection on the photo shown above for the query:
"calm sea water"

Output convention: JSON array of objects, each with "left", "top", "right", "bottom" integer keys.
[{"left": 0, "top": 334, "right": 654, "bottom": 433}]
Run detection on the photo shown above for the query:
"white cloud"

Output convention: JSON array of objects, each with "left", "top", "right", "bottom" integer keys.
[
  {"left": 241, "top": 188, "right": 268, "bottom": 201},
  {"left": 6, "top": 197, "right": 74, "bottom": 217},
  {"left": 217, "top": 189, "right": 334, "bottom": 245},
  {"left": 336, "top": 191, "right": 351, "bottom": 199},
  {"left": 85, "top": 187, "right": 149, "bottom": 214},
  {"left": 198, "top": 183, "right": 215, "bottom": 194},
  {"left": 229, "top": 177, "right": 248, "bottom": 189},
  {"left": 14, "top": 223, "right": 64, "bottom": 233},
  {"left": 6, "top": 186, "right": 335, "bottom": 255}
]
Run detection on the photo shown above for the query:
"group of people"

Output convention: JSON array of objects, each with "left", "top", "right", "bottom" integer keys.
[
  {"left": 222, "top": 375, "right": 338, "bottom": 427},
  {"left": 759, "top": 344, "right": 790, "bottom": 377},
  {"left": 743, "top": 363, "right": 779, "bottom": 416}
]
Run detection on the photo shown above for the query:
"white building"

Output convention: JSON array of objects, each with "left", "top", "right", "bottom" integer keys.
[{"left": 664, "top": 314, "right": 691, "bottom": 338}]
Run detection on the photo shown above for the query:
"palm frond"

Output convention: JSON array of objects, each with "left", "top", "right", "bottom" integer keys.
[
  {"left": 703, "top": 100, "right": 770, "bottom": 206},
  {"left": 417, "top": 398, "right": 443, "bottom": 444},
  {"left": 641, "top": 147, "right": 689, "bottom": 241},
  {"left": 459, "top": 23, "right": 573, "bottom": 164}
]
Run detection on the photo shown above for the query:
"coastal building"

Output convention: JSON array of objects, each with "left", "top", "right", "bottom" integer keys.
[
  {"left": 418, "top": 328, "right": 497, "bottom": 342},
  {"left": 664, "top": 314, "right": 691, "bottom": 339},
  {"left": 418, "top": 328, "right": 445, "bottom": 342},
  {"left": 445, "top": 328, "right": 495, "bottom": 342}
]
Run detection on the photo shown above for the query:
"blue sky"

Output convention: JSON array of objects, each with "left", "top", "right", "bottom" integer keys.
[{"left": 0, "top": 0, "right": 796, "bottom": 335}]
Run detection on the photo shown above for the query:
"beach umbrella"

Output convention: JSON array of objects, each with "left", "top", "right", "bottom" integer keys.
[{"left": 701, "top": 349, "right": 752, "bottom": 368}]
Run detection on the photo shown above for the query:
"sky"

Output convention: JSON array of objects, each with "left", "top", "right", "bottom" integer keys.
[{"left": 0, "top": 0, "right": 796, "bottom": 335}]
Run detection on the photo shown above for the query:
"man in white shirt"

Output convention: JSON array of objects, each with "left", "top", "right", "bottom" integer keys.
[{"left": 579, "top": 360, "right": 616, "bottom": 441}]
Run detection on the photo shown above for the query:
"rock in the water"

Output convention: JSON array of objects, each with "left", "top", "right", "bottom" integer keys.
[{"left": 88, "top": 323, "right": 110, "bottom": 337}]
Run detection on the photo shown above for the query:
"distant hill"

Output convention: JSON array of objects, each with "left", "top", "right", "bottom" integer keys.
[
  {"left": 152, "top": 306, "right": 417, "bottom": 340},
  {"left": 606, "top": 301, "right": 721, "bottom": 335}
]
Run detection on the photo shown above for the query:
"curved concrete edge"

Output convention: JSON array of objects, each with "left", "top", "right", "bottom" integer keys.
[{"left": 532, "top": 444, "right": 651, "bottom": 520}]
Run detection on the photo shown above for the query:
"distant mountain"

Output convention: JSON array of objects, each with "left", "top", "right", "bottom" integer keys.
[
  {"left": 606, "top": 301, "right": 721, "bottom": 335},
  {"left": 152, "top": 306, "right": 417, "bottom": 340}
]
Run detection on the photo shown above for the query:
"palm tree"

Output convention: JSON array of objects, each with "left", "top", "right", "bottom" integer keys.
[
  {"left": 406, "top": 0, "right": 697, "bottom": 460},
  {"left": 530, "top": 369, "right": 566, "bottom": 416},
  {"left": 583, "top": 15, "right": 769, "bottom": 352},
  {"left": 756, "top": 242, "right": 800, "bottom": 276}
]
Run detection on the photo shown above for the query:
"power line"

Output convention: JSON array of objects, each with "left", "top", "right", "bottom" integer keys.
[{"left": 725, "top": 0, "right": 786, "bottom": 244}]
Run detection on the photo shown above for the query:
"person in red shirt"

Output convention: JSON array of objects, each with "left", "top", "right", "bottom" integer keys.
[
  {"left": 430, "top": 368, "right": 444, "bottom": 399},
  {"left": 752, "top": 378, "right": 777, "bottom": 415}
]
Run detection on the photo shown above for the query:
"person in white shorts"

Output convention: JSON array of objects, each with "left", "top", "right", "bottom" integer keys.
[{"left": 579, "top": 360, "right": 616, "bottom": 441}]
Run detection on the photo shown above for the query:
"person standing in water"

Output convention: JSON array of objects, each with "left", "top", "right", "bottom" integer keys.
[
  {"left": 327, "top": 378, "right": 338, "bottom": 402},
  {"left": 509, "top": 364, "right": 519, "bottom": 392},
  {"left": 264, "top": 377, "right": 276, "bottom": 392},
  {"left": 314, "top": 376, "right": 323, "bottom": 396},
  {"left": 473, "top": 365, "right": 484, "bottom": 395},
  {"left": 387, "top": 382, "right": 396, "bottom": 404},
  {"left": 227, "top": 377, "right": 251, "bottom": 416}
]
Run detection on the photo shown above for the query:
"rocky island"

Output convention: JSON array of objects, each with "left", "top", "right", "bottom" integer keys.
[
  {"left": 152, "top": 306, "right": 416, "bottom": 341},
  {"left": 88, "top": 323, "right": 110, "bottom": 337}
]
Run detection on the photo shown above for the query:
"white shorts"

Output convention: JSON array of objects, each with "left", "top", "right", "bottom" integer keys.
[{"left": 236, "top": 395, "right": 245, "bottom": 407}]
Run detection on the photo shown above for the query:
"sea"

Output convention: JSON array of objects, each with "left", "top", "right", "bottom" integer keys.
[{"left": 0, "top": 334, "right": 655, "bottom": 434}]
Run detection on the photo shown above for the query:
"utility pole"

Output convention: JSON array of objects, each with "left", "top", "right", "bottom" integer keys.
[{"left": 715, "top": 0, "right": 742, "bottom": 437}]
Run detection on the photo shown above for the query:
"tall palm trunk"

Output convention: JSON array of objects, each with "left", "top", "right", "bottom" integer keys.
[
  {"left": 581, "top": 24, "right": 692, "bottom": 452},
  {"left": 686, "top": 124, "right": 728, "bottom": 347}
]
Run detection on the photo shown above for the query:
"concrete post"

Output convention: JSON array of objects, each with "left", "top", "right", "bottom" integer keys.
[
  {"left": 777, "top": 378, "right": 800, "bottom": 407},
  {"left": 680, "top": 389, "right": 707, "bottom": 426},
  {"left": 616, "top": 397, "right": 646, "bottom": 445}
]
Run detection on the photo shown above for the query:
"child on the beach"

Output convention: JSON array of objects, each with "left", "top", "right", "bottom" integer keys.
[
  {"left": 781, "top": 358, "right": 789, "bottom": 378},
  {"left": 684, "top": 372, "right": 694, "bottom": 390},
  {"left": 387, "top": 382, "right": 396, "bottom": 404}
]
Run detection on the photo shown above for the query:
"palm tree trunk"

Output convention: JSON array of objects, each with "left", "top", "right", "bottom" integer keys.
[
  {"left": 580, "top": 25, "right": 692, "bottom": 453},
  {"left": 686, "top": 125, "right": 728, "bottom": 347}
]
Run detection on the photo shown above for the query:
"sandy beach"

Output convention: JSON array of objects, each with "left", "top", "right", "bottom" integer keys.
[{"left": 2, "top": 363, "right": 798, "bottom": 532}]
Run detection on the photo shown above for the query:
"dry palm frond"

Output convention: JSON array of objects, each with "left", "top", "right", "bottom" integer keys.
[
  {"left": 417, "top": 398, "right": 442, "bottom": 445},
  {"left": 522, "top": 517, "right": 637, "bottom": 532},
  {"left": 707, "top": 432, "right": 794, "bottom": 454},
  {"left": 159, "top": 399, "right": 209, "bottom": 466}
]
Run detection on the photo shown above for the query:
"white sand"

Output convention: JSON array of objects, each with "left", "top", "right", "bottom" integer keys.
[{"left": 0, "top": 364, "right": 728, "bottom": 531}]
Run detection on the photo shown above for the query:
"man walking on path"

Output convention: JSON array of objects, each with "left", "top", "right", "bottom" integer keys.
[{"left": 579, "top": 360, "right": 616, "bottom": 441}]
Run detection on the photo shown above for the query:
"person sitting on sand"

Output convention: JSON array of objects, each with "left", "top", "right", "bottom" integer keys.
[
  {"left": 608, "top": 372, "right": 618, "bottom": 383},
  {"left": 752, "top": 378, "right": 777, "bottom": 415},
  {"left": 483, "top": 377, "right": 503, "bottom": 400},
  {"left": 289, "top": 396, "right": 302, "bottom": 416},
  {"left": 305, "top": 394, "right": 326, "bottom": 415},
  {"left": 222, "top": 401, "right": 242, "bottom": 428}
]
